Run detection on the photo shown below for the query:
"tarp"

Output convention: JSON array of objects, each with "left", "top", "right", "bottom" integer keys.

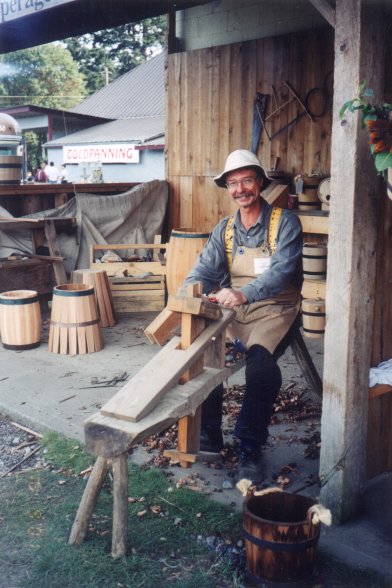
[{"left": 0, "top": 180, "right": 168, "bottom": 274}]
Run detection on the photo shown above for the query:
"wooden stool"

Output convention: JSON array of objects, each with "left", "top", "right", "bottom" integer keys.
[{"left": 72, "top": 269, "right": 116, "bottom": 328}]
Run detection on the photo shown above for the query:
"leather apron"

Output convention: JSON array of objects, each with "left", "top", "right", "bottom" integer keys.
[{"left": 226, "top": 243, "right": 300, "bottom": 353}]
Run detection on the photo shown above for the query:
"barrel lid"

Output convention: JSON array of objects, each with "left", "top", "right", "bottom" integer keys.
[{"left": 0, "top": 113, "right": 22, "bottom": 143}]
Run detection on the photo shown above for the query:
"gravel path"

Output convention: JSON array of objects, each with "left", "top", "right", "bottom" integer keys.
[{"left": 0, "top": 414, "right": 45, "bottom": 477}]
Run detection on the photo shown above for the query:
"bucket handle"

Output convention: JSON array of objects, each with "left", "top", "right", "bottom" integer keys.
[
  {"left": 307, "top": 503, "right": 332, "bottom": 528},
  {"left": 236, "top": 479, "right": 282, "bottom": 497}
]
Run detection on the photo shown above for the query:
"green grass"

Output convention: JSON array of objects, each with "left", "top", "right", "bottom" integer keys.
[
  {"left": 0, "top": 431, "right": 390, "bottom": 588},
  {"left": 0, "top": 432, "right": 244, "bottom": 588}
]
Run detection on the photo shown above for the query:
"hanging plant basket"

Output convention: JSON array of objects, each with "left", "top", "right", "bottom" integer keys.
[{"left": 340, "top": 81, "right": 392, "bottom": 198}]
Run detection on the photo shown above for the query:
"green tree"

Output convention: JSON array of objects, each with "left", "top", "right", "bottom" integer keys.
[
  {"left": 0, "top": 44, "right": 87, "bottom": 110},
  {"left": 64, "top": 16, "right": 167, "bottom": 94},
  {"left": 23, "top": 130, "right": 46, "bottom": 177}
]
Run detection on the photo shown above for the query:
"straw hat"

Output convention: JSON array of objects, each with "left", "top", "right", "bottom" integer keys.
[{"left": 213, "top": 149, "right": 270, "bottom": 188}]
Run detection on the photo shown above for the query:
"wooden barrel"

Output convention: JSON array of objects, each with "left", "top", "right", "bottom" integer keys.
[
  {"left": 243, "top": 491, "right": 320, "bottom": 585},
  {"left": 48, "top": 283, "right": 103, "bottom": 355},
  {"left": 302, "top": 244, "right": 327, "bottom": 280},
  {"left": 0, "top": 290, "right": 41, "bottom": 350},
  {"left": 0, "top": 155, "right": 22, "bottom": 185},
  {"left": 302, "top": 298, "right": 326, "bottom": 339},
  {"left": 166, "top": 229, "right": 210, "bottom": 295},
  {"left": 298, "top": 177, "right": 322, "bottom": 211},
  {"left": 72, "top": 269, "right": 116, "bottom": 328}
]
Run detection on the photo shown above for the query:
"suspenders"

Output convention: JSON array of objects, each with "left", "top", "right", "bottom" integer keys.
[{"left": 224, "top": 206, "right": 283, "bottom": 269}]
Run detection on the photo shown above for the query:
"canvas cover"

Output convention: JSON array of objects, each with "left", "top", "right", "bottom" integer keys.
[{"left": 0, "top": 180, "right": 168, "bottom": 274}]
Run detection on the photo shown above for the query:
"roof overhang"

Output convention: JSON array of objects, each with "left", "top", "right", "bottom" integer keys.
[
  {"left": 0, "top": 104, "right": 111, "bottom": 124},
  {"left": 0, "top": 0, "right": 210, "bottom": 54}
]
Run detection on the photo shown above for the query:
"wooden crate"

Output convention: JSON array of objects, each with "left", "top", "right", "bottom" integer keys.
[
  {"left": 90, "top": 243, "right": 167, "bottom": 314},
  {"left": 110, "top": 275, "right": 166, "bottom": 313}
]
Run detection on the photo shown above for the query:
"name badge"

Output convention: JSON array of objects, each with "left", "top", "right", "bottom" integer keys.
[{"left": 254, "top": 257, "right": 270, "bottom": 275}]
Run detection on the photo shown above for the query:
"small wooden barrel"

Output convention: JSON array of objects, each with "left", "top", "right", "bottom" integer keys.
[
  {"left": 243, "top": 491, "right": 320, "bottom": 585},
  {"left": 302, "top": 244, "right": 327, "bottom": 280},
  {"left": 298, "top": 177, "right": 322, "bottom": 211},
  {"left": 72, "top": 269, "right": 116, "bottom": 328},
  {"left": 302, "top": 298, "right": 326, "bottom": 339},
  {"left": 166, "top": 229, "right": 210, "bottom": 295},
  {"left": 48, "top": 283, "right": 103, "bottom": 355},
  {"left": 0, "top": 290, "right": 41, "bottom": 350},
  {"left": 0, "top": 155, "right": 22, "bottom": 185}
]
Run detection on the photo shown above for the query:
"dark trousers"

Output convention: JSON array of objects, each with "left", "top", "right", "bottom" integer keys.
[{"left": 201, "top": 344, "right": 282, "bottom": 445}]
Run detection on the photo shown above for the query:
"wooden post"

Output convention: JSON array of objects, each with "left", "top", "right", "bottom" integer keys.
[
  {"left": 319, "top": 0, "right": 386, "bottom": 522},
  {"left": 44, "top": 219, "right": 67, "bottom": 285},
  {"left": 177, "top": 283, "right": 205, "bottom": 466},
  {"left": 68, "top": 456, "right": 110, "bottom": 545},
  {"left": 111, "top": 453, "right": 129, "bottom": 558}
]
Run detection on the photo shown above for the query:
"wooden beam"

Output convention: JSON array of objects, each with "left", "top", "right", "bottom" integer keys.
[
  {"left": 319, "top": 0, "right": 386, "bottom": 522},
  {"left": 144, "top": 308, "right": 181, "bottom": 345},
  {"left": 368, "top": 384, "right": 392, "bottom": 400},
  {"left": 85, "top": 361, "right": 245, "bottom": 458},
  {"left": 308, "top": 0, "right": 336, "bottom": 27},
  {"left": 100, "top": 308, "right": 235, "bottom": 423},
  {"left": 44, "top": 219, "right": 67, "bottom": 285},
  {"left": 68, "top": 457, "right": 110, "bottom": 545},
  {"left": 167, "top": 294, "right": 222, "bottom": 320}
]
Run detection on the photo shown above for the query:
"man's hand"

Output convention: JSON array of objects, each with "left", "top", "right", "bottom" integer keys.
[{"left": 214, "top": 288, "right": 247, "bottom": 309}]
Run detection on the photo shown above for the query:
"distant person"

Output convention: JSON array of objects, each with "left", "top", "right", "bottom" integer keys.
[
  {"left": 46, "top": 161, "right": 59, "bottom": 184},
  {"left": 59, "top": 164, "right": 69, "bottom": 184},
  {"left": 34, "top": 163, "right": 47, "bottom": 183}
]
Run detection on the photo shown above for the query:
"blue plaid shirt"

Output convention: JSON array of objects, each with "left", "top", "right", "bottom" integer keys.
[{"left": 184, "top": 199, "right": 303, "bottom": 303}]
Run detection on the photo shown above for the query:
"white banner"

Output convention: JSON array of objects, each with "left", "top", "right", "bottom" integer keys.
[
  {"left": 63, "top": 144, "right": 140, "bottom": 164},
  {"left": 0, "top": 0, "right": 74, "bottom": 24}
]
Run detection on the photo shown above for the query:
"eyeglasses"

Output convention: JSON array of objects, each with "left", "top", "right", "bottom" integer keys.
[{"left": 225, "top": 176, "right": 257, "bottom": 190}]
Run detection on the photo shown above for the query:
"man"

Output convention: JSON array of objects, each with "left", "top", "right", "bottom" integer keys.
[
  {"left": 46, "top": 161, "right": 59, "bottom": 184},
  {"left": 184, "top": 149, "right": 303, "bottom": 483}
]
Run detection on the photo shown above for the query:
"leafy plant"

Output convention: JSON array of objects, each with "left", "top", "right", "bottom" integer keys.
[{"left": 339, "top": 81, "right": 392, "bottom": 176}]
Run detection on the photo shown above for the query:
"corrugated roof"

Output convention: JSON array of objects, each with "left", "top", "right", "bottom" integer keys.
[
  {"left": 44, "top": 116, "right": 165, "bottom": 146},
  {"left": 70, "top": 52, "right": 165, "bottom": 120}
]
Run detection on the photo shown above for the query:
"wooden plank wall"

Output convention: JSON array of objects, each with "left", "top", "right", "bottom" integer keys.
[{"left": 166, "top": 27, "right": 334, "bottom": 232}]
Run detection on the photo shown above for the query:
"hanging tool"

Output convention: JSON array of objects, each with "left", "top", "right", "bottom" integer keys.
[
  {"left": 260, "top": 81, "right": 328, "bottom": 142},
  {"left": 251, "top": 92, "right": 269, "bottom": 153}
]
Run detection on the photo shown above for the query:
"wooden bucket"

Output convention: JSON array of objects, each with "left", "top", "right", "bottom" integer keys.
[
  {"left": 302, "top": 244, "right": 327, "bottom": 281},
  {"left": 302, "top": 298, "right": 326, "bottom": 339},
  {"left": 0, "top": 289, "right": 41, "bottom": 350},
  {"left": 298, "top": 177, "right": 322, "bottom": 211},
  {"left": 0, "top": 155, "right": 22, "bottom": 185},
  {"left": 166, "top": 228, "right": 210, "bottom": 295},
  {"left": 243, "top": 491, "right": 320, "bottom": 585},
  {"left": 72, "top": 269, "right": 116, "bottom": 328},
  {"left": 48, "top": 283, "right": 103, "bottom": 355}
]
